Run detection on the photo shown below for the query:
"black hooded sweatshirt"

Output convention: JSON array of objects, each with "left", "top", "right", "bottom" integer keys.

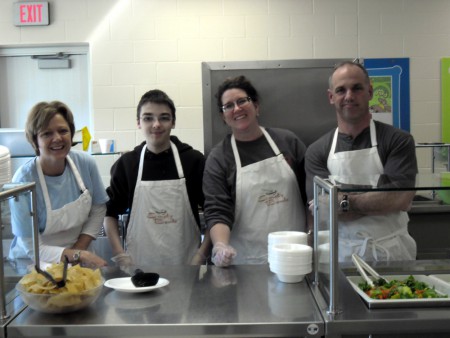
[{"left": 105, "top": 136, "right": 205, "bottom": 228}]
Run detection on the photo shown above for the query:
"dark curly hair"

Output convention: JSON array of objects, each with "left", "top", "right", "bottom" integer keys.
[{"left": 215, "top": 75, "right": 260, "bottom": 113}]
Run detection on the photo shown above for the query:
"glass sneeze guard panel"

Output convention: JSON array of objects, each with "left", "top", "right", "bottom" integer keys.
[
  {"left": 0, "top": 182, "right": 38, "bottom": 320},
  {"left": 311, "top": 173, "right": 450, "bottom": 315}
]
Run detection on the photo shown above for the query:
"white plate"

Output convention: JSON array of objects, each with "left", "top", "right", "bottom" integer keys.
[{"left": 104, "top": 277, "right": 169, "bottom": 293}]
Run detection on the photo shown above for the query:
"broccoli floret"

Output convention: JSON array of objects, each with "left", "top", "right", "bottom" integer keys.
[
  {"left": 373, "top": 278, "right": 388, "bottom": 287},
  {"left": 358, "top": 281, "right": 371, "bottom": 292},
  {"left": 398, "top": 285, "right": 413, "bottom": 299}
]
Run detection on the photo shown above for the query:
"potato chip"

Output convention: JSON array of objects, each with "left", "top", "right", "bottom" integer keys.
[
  {"left": 18, "top": 263, "right": 102, "bottom": 294},
  {"left": 48, "top": 294, "right": 83, "bottom": 307},
  {"left": 17, "top": 262, "right": 103, "bottom": 312}
]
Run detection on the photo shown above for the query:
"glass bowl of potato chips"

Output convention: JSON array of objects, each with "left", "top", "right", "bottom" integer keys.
[{"left": 16, "top": 263, "right": 104, "bottom": 314}]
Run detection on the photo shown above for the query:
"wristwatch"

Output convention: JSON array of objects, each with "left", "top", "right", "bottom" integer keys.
[
  {"left": 340, "top": 194, "right": 350, "bottom": 212},
  {"left": 72, "top": 250, "right": 81, "bottom": 265}
]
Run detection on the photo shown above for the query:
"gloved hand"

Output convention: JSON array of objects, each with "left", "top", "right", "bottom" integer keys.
[
  {"left": 111, "top": 252, "right": 133, "bottom": 267},
  {"left": 211, "top": 266, "right": 237, "bottom": 287},
  {"left": 211, "top": 242, "right": 236, "bottom": 267}
]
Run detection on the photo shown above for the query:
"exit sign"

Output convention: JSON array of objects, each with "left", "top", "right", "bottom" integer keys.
[{"left": 13, "top": 2, "right": 49, "bottom": 26}]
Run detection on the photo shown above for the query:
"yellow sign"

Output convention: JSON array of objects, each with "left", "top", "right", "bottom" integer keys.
[{"left": 81, "top": 127, "right": 91, "bottom": 152}]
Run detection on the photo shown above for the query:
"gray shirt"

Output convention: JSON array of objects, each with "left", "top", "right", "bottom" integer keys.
[
  {"left": 305, "top": 120, "right": 418, "bottom": 201},
  {"left": 203, "top": 127, "right": 307, "bottom": 230}
]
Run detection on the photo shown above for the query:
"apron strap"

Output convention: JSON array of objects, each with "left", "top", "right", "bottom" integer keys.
[
  {"left": 36, "top": 154, "right": 86, "bottom": 212},
  {"left": 231, "top": 126, "right": 282, "bottom": 169},
  {"left": 369, "top": 119, "right": 377, "bottom": 147},
  {"left": 138, "top": 142, "right": 185, "bottom": 183},
  {"left": 66, "top": 155, "right": 88, "bottom": 193},
  {"left": 357, "top": 234, "right": 390, "bottom": 261},
  {"left": 36, "top": 157, "right": 53, "bottom": 215},
  {"left": 260, "top": 127, "right": 282, "bottom": 155},
  {"left": 356, "top": 227, "right": 408, "bottom": 261},
  {"left": 330, "top": 119, "right": 378, "bottom": 155},
  {"left": 329, "top": 128, "right": 339, "bottom": 156},
  {"left": 137, "top": 146, "right": 146, "bottom": 185},
  {"left": 170, "top": 141, "right": 185, "bottom": 179}
]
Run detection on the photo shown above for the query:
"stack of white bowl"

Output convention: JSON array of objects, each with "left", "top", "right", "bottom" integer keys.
[
  {"left": 0, "top": 146, "right": 11, "bottom": 189},
  {"left": 269, "top": 243, "right": 312, "bottom": 283},
  {"left": 268, "top": 231, "right": 307, "bottom": 263}
]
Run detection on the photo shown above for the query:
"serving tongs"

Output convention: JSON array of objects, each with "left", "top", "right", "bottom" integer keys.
[
  {"left": 351, "top": 254, "right": 387, "bottom": 287},
  {"left": 35, "top": 255, "right": 69, "bottom": 288}
]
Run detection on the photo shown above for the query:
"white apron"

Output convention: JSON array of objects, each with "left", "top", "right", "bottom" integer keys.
[
  {"left": 126, "top": 142, "right": 200, "bottom": 266},
  {"left": 327, "top": 119, "right": 416, "bottom": 262},
  {"left": 230, "top": 127, "right": 306, "bottom": 265},
  {"left": 39, "top": 156, "right": 92, "bottom": 261}
]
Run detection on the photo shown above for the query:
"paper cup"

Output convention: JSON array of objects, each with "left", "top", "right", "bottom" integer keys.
[{"left": 99, "top": 139, "right": 115, "bottom": 153}]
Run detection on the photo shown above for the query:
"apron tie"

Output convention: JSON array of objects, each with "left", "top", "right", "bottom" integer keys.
[
  {"left": 356, "top": 231, "right": 390, "bottom": 261},
  {"left": 355, "top": 227, "right": 409, "bottom": 261}
]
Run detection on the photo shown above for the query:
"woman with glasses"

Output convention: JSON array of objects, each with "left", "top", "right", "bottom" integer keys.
[
  {"left": 104, "top": 89, "right": 210, "bottom": 267},
  {"left": 203, "top": 75, "right": 308, "bottom": 266}
]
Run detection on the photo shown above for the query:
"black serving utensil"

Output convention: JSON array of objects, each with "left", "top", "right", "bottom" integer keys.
[
  {"left": 60, "top": 255, "right": 69, "bottom": 287},
  {"left": 34, "top": 255, "right": 69, "bottom": 288},
  {"left": 131, "top": 269, "right": 159, "bottom": 287}
]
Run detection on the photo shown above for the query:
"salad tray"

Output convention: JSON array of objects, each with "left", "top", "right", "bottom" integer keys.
[
  {"left": 347, "top": 274, "right": 450, "bottom": 309},
  {"left": 428, "top": 274, "right": 450, "bottom": 285}
]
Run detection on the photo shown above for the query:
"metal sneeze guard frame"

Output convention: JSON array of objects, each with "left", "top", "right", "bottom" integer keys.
[
  {"left": 312, "top": 175, "right": 341, "bottom": 315},
  {"left": 0, "top": 182, "right": 39, "bottom": 319}
]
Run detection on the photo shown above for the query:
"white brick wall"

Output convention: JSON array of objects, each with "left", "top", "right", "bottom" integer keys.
[{"left": 1, "top": 0, "right": 449, "bottom": 178}]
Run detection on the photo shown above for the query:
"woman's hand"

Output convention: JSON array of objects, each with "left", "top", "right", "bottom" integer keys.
[
  {"left": 111, "top": 252, "right": 133, "bottom": 267},
  {"left": 78, "top": 250, "right": 108, "bottom": 268}
]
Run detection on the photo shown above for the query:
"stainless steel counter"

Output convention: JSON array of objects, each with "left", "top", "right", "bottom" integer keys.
[
  {"left": 8, "top": 261, "right": 450, "bottom": 338},
  {"left": 311, "top": 260, "right": 450, "bottom": 338},
  {"left": 7, "top": 265, "right": 324, "bottom": 338}
]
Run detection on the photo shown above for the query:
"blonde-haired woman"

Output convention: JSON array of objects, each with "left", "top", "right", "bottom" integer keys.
[{"left": 9, "top": 101, "right": 108, "bottom": 268}]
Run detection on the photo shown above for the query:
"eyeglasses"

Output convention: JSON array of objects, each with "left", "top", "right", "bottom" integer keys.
[
  {"left": 221, "top": 97, "right": 252, "bottom": 113},
  {"left": 140, "top": 114, "right": 173, "bottom": 124}
]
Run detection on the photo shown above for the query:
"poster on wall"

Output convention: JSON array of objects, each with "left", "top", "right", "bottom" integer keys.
[
  {"left": 364, "top": 58, "right": 410, "bottom": 132},
  {"left": 441, "top": 58, "right": 450, "bottom": 143}
]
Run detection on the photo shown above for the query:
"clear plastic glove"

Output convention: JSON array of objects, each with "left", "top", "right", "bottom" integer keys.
[
  {"left": 211, "top": 242, "right": 236, "bottom": 267},
  {"left": 111, "top": 252, "right": 133, "bottom": 267},
  {"left": 211, "top": 266, "right": 237, "bottom": 288}
]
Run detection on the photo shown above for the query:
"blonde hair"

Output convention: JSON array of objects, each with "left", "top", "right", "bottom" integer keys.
[{"left": 25, "top": 101, "right": 75, "bottom": 155}]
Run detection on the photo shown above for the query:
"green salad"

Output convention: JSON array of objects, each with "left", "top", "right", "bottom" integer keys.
[{"left": 358, "top": 275, "right": 448, "bottom": 300}]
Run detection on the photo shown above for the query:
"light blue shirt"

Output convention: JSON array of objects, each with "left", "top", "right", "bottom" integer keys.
[{"left": 9, "top": 150, "right": 108, "bottom": 238}]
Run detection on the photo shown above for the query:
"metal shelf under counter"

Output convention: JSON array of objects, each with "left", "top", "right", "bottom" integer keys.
[{"left": 6, "top": 265, "right": 325, "bottom": 338}]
